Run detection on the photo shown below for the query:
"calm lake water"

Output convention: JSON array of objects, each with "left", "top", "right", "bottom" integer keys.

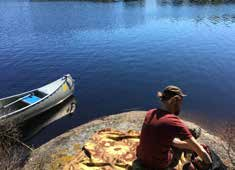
[{"left": 0, "top": 0, "right": 235, "bottom": 145}]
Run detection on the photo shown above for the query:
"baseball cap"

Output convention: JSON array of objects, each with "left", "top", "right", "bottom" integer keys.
[{"left": 157, "top": 85, "right": 186, "bottom": 101}]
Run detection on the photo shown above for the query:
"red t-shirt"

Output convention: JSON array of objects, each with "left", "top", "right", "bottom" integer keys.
[{"left": 136, "top": 109, "right": 192, "bottom": 169}]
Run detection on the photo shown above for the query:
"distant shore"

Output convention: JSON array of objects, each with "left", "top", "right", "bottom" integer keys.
[
  {"left": 23, "top": 111, "right": 234, "bottom": 170},
  {"left": 30, "top": 0, "right": 235, "bottom": 3}
]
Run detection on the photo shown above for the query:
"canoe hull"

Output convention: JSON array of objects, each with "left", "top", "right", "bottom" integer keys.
[{"left": 0, "top": 74, "right": 75, "bottom": 124}]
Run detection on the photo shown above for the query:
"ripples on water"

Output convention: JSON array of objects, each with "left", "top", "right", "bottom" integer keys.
[{"left": 0, "top": 0, "right": 235, "bottom": 144}]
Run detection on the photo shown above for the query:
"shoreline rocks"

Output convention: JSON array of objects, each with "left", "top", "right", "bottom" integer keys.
[{"left": 23, "top": 111, "right": 234, "bottom": 170}]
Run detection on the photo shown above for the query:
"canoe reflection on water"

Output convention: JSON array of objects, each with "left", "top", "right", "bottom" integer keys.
[{"left": 21, "top": 96, "right": 77, "bottom": 141}]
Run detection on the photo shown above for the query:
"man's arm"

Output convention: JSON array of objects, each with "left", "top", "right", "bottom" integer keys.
[
  {"left": 173, "top": 138, "right": 192, "bottom": 150},
  {"left": 173, "top": 137, "right": 212, "bottom": 164}
]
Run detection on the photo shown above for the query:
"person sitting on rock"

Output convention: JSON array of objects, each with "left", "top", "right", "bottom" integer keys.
[{"left": 136, "top": 85, "right": 212, "bottom": 170}]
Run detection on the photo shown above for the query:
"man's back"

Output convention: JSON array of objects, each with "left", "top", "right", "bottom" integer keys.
[{"left": 136, "top": 109, "right": 192, "bottom": 169}]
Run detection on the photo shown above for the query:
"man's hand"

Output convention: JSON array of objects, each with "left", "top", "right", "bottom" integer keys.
[
  {"left": 192, "top": 157, "right": 212, "bottom": 170},
  {"left": 185, "top": 137, "right": 212, "bottom": 165},
  {"left": 173, "top": 137, "right": 212, "bottom": 165}
]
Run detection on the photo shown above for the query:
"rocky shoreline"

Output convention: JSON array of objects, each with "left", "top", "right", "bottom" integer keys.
[{"left": 23, "top": 111, "right": 234, "bottom": 170}]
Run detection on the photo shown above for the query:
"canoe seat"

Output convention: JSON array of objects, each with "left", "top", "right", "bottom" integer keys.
[
  {"left": 22, "top": 95, "right": 41, "bottom": 104},
  {"left": 34, "top": 90, "right": 47, "bottom": 98}
]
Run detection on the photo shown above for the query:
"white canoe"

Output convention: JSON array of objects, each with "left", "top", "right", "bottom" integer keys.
[{"left": 0, "top": 74, "right": 75, "bottom": 124}]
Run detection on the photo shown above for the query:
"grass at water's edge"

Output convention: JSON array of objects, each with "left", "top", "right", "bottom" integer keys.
[{"left": 0, "top": 122, "right": 32, "bottom": 170}]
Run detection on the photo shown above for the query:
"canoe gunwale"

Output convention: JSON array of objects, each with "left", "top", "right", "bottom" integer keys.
[{"left": 0, "top": 75, "right": 74, "bottom": 120}]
